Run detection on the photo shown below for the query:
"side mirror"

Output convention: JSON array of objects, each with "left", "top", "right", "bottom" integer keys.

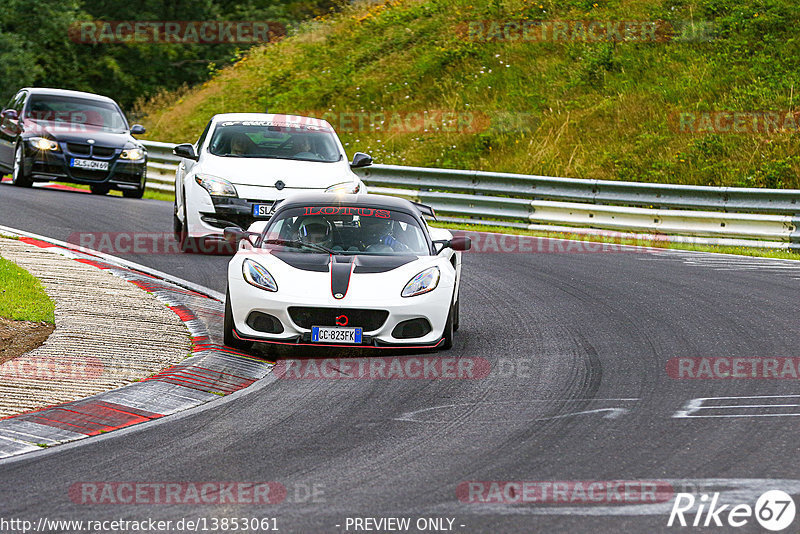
[
  {"left": 223, "top": 227, "right": 247, "bottom": 243},
  {"left": 2, "top": 109, "right": 18, "bottom": 121},
  {"left": 350, "top": 152, "right": 373, "bottom": 168},
  {"left": 433, "top": 236, "right": 472, "bottom": 252},
  {"left": 449, "top": 236, "right": 472, "bottom": 251},
  {"left": 173, "top": 143, "right": 199, "bottom": 161},
  {"left": 130, "top": 124, "right": 146, "bottom": 135},
  {"left": 223, "top": 226, "right": 259, "bottom": 246}
]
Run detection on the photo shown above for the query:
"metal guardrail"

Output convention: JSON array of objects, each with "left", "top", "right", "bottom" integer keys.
[{"left": 141, "top": 140, "right": 800, "bottom": 250}]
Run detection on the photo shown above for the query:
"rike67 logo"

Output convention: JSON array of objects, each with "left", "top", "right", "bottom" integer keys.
[{"left": 668, "top": 490, "right": 796, "bottom": 531}]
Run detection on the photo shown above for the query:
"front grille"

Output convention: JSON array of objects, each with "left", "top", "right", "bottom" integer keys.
[
  {"left": 67, "top": 143, "right": 91, "bottom": 156},
  {"left": 93, "top": 146, "right": 115, "bottom": 158},
  {"left": 288, "top": 307, "right": 389, "bottom": 331}
]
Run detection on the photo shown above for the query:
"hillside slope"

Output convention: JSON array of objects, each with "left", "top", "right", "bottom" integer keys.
[{"left": 139, "top": 0, "right": 800, "bottom": 188}]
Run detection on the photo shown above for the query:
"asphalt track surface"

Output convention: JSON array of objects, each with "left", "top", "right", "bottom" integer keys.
[{"left": 1, "top": 184, "right": 800, "bottom": 533}]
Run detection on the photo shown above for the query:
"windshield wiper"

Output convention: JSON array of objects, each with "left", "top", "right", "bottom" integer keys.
[{"left": 263, "top": 238, "right": 334, "bottom": 254}]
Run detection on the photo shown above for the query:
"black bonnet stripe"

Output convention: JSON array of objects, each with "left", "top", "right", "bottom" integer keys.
[{"left": 331, "top": 256, "right": 354, "bottom": 299}]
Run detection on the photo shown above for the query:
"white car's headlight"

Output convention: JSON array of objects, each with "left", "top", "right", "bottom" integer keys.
[
  {"left": 402, "top": 267, "right": 440, "bottom": 297},
  {"left": 29, "top": 137, "right": 59, "bottom": 151},
  {"left": 242, "top": 259, "right": 278, "bottom": 292},
  {"left": 195, "top": 174, "right": 238, "bottom": 197},
  {"left": 325, "top": 181, "right": 361, "bottom": 194},
  {"left": 120, "top": 148, "right": 144, "bottom": 160}
]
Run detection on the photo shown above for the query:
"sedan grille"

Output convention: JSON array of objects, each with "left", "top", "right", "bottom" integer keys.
[
  {"left": 288, "top": 307, "right": 389, "bottom": 332},
  {"left": 92, "top": 146, "right": 116, "bottom": 158},
  {"left": 66, "top": 143, "right": 91, "bottom": 156}
]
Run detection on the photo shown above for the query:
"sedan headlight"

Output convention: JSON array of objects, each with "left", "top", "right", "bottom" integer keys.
[
  {"left": 242, "top": 259, "right": 278, "bottom": 292},
  {"left": 29, "top": 137, "right": 59, "bottom": 151},
  {"left": 402, "top": 266, "right": 440, "bottom": 297},
  {"left": 195, "top": 174, "right": 238, "bottom": 197},
  {"left": 325, "top": 181, "right": 361, "bottom": 194},
  {"left": 120, "top": 148, "right": 144, "bottom": 160}
]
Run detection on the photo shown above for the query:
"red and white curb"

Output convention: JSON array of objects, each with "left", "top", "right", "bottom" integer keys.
[{"left": 0, "top": 228, "right": 273, "bottom": 459}]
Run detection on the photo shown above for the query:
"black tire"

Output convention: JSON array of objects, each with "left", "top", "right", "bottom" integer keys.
[
  {"left": 11, "top": 144, "right": 33, "bottom": 188},
  {"left": 90, "top": 184, "right": 110, "bottom": 195},
  {"left": 178, "top": 198, "right": 197, "bottom": 253},
  {"left": 453, "top": 296, "right": 460, "bottom": 332},
  {"left": 441, "top": 301, "right": 455, "bottom": 350},
  {"left": 173, "top": 211, "right": 183, "bottom": 241},
  {"left": 122, "top": 187, "right": 144, "bottom": 199},
  {"left": 224, "top": 286, "right": 253, "bottom": 351}
]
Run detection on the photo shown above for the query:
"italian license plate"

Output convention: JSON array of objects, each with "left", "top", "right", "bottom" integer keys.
[
  {"left": 252, "top": 203, "right": 272, "bottom": 217},
  {"left": 312, "top": 326, "right": 363, "bottom": 344},
  {"left": 70, "top": 158, "right": 109, "bottom": 171}
]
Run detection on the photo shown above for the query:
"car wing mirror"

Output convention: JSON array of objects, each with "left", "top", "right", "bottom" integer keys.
[
  {"left": 130, "top": 124, "right": 146, "bottom": 135},
  {"left": 350, "top": 152, "right": 373, "bottom": 168},
  {"left": 433, "top": 236, "right": 472, "bottom": 253},
  {"left": 224, "top": 226, "right": 260, "bottom": 247},
  {"left": 2, "top": 109, "right": 18, "bottom": 121},
  {"left": 173, "top": 143, "right": 199, "bottom": 161}
]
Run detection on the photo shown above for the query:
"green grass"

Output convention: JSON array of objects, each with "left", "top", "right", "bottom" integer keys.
[
  {"left": 136, "top": 0, "right": 800, "bottom": 189},
  {"left": 0, "top": 257, "right": 55, "bottom": 323}
]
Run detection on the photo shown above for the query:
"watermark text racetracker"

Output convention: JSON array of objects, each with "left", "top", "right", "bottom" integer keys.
[
  {"left": 69, "top": 21, "right": 286, "bottom": 44},
  {"left": 668, "top": 357, "right": 800, "bottom": 380},
  {"left": 457, "top": 480, "right": 674, "bottom": 504},
  {"left": 66, "top": 231, "right": 657, "bottom": 255},
  {"left": 460, "top": 19, "right": 714, "bottom": 43},
  {"left": 69, "top": 481, "right": 324, "bottom": 505}
]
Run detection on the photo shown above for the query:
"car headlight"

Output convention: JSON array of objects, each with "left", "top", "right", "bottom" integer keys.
[
  {"left": 29, "top": 137, "right": 59, "bottom": 151},
  {"left": 402, "top": 266, "right": 440, "bottom": 297},
  {"left": 242, "top": 259, "right": 278, "bottom": 292},
  {"left": 120, "top": 148, "right": 144, "bottom": 160},
  {"left": 195, "top": 174, "right": 238, "bottom": 197},
  {"left": 325, "top": 181, "right": 361, "bottom": 194}
]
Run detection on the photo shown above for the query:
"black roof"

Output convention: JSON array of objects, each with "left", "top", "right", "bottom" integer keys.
[
  {"left": 20, "top": 88, "right": 117, "bottom": 104},
  {"left": 274, "top": 193, "right": 435, "bottom": 218}
]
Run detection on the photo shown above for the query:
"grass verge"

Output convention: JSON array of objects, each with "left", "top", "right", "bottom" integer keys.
[{"left": 0, "top": 256, "right": 55, "bottom": 323}]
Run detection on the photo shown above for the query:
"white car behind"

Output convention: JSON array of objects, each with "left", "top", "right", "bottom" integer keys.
[{"left": 172, "top": 113, "right": 370, "bottom": 252}]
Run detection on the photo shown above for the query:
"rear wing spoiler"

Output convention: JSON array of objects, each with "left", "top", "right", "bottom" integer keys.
[{"left": 412, "top": 202, "right": 436, "bottom": 219}]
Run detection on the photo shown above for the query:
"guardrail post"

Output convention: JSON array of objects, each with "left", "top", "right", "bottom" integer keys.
[{"left": 791, "top": 215, "right": 800, "bottom": 253}]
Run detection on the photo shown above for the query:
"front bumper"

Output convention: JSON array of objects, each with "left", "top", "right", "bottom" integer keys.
[
  {"left": 25, "top": 144, "right": 146, "bottom": 190},
  {"left": 199, "top": 197, "right": 273, "bottom": 231},
  {"left": 228, "top": 276, "right": 454, "bottom": 348}
]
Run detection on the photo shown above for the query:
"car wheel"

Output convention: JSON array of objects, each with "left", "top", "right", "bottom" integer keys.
[
  {"left": 173, "top": 211, "right": 183, "bottom": 241},
  {"left": 441, "top": 301, "right": 455, "bottom": 351},
  {"left": 11, "top": 144, "right": 33, "bottom": 187},
  {"left": 90, "top": 184, "right": 110, "bottom": 195},
  {"left": 224, "top": 286, "right": 253, "bottom": 351},
  {"left": 122, "top": 187, "right": 144, "bottom": 199},
  {"left": 453, "top": 297, "right": 460, "bottom": 332},
  {"left": 178, "top": 190, "right": 198, "bottom": 252}
]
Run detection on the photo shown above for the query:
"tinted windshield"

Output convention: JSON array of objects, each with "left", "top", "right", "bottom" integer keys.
[
  {"left": 25, "top": 95, "right": 128, "bottom": 132},
  {"left": 263, "top": 206, "right": 430, "bottom": 255},
  {"left": 208, "top": 120, "right": 342, "bottom": 162}
]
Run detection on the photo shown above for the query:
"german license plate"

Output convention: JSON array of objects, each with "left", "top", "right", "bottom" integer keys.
[
  {"left": 252, "top": 203, "right": 272, "bottom": 217},
  {"left": 70, "top": 158, "right": 109, "bottom": 171},
  {"left": 311, "top": 326, "right": 363, "bottom": 344}
]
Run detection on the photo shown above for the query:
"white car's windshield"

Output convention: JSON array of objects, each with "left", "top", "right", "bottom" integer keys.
[
  {"left": 263, "top": 206, "right": 430, "bottom": 255},
  {"left": 208, "top": 120, "right": 342, "bottom": 162}
]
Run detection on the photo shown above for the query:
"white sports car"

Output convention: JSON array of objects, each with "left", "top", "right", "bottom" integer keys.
[
  {"left": 223, "top": 193, "right": 470, "bottom": 351},
  {"left": 172, "top": 113, "right": 370, "bottom": 252}
]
